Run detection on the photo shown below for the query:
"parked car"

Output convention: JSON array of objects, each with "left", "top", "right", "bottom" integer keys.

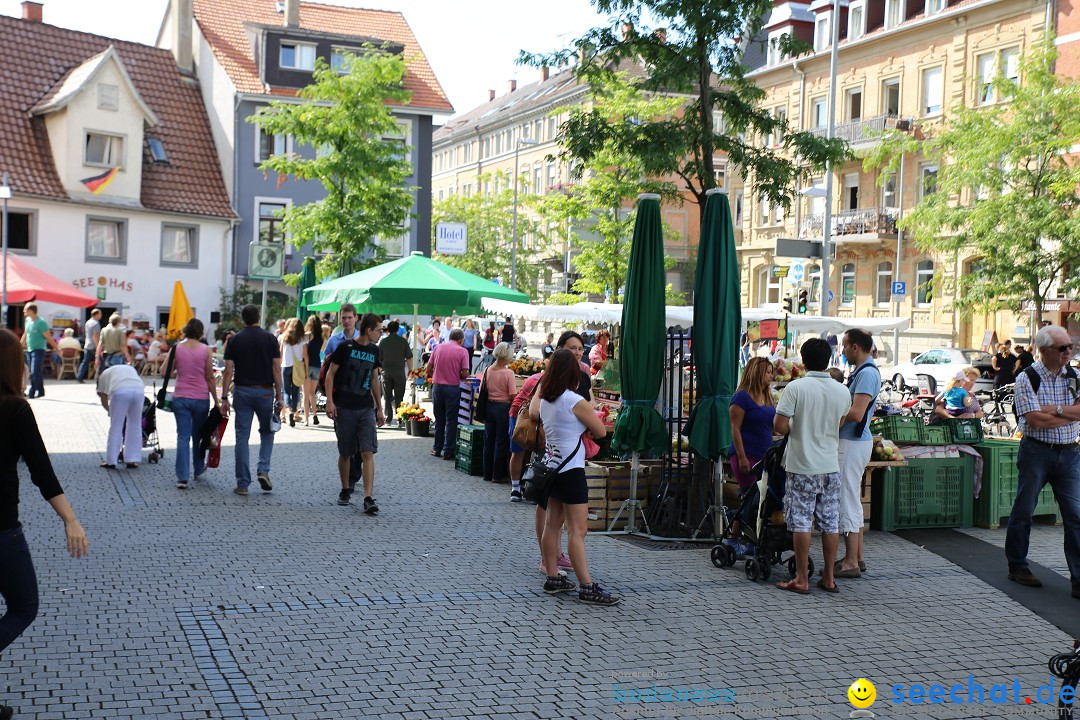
[{"left": 889, "top": 348, "right": 995, "bottom": 393}]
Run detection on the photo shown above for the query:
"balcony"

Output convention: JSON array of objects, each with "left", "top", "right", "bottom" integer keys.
[
  {"left": 809, "top": 114, "right": 905, "bottom": 150},
  {"left": 664, "top": 242, "right": 692, "bottom": 260},
  {"left": 799, "top": 207, "right": 898, "bottom": 243}
]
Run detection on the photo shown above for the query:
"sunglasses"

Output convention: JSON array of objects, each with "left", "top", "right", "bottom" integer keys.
[{"left": 1054, "top": 343, "right": 1074, "bottom": 353}]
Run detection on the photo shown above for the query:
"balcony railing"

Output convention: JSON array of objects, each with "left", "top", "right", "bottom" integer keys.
[
  {"left": 664, "top": 242, "right": 691, "bottom": 260},
  {"left": 809, "top": 114, "right": 903, "bottom": 148},
  {"left": 800, "top": 207, "right": 899, "bottom": 240}
]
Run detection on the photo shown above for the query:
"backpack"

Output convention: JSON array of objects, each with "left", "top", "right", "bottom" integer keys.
[
  {"left": 1023, "top": 364, "right": 1077, "bottom": 395},
  {"left": 847, "top": 361, "right": 880, "bottom": 437}
]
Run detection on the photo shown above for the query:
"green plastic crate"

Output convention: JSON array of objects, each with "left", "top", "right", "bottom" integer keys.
[
  {"left": 457, "top": 424, "right": 485, "bottom": 445},
  {"left": 945, "top": 418, "right": 984, "bottom": 444},
  {"left": 455, "top": 437, "right": 483, "bottom": 464},
  {"left": 870, "top": 415, "right": 923, "bottom": 445},
  {"left": 455, "top": 454, "right": 484, "bottom": 476},
  {"left": 919, "top": 423, "right": 952, "bottom": 445},
  {"left": 973, "top": 439, "right": 1059, "bottom": 528},
  {"left": 872, "top": 456, "right": 974, "bottom": 531}
]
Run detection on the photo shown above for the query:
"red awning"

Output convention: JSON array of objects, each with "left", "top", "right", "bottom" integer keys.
[{"left": 3, "top": 254, "right": 97, "bottom": 308}]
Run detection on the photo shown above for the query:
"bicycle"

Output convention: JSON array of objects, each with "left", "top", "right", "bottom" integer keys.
[
  {"left": 977, "top": 383, "right": 1016, "bottom": 438},
  {"left": 1049, "top": 640, "right": 1079, "bottom": 719}
]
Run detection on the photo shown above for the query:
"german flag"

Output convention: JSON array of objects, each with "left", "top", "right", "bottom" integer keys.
[{"left": 80, "top": 166, "right": 120, "bottom": 194}]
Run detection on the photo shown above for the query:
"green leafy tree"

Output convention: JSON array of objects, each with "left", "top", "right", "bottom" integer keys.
[
  {"left": 431, "top": 172, "right": 542, "bottom": 296},
  {"left": 521, "top": 0, "right": 847, "bottom": 224},
  {"left": 249, "top": 48, "right": 416, "bottom": 272},
  {"left": 865, "top": 37, "right": 1080, "bottom": 325},
  {"left": 216, "top": 284, "right": 293, "bottom": 337},
  {"left": 533, "top": 73, "right": 682, "bottom": 301}
]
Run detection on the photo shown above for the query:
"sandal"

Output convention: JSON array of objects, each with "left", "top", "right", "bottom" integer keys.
[
  {"left": 100, "top": 462, "right": 116, "bottom": 469},
  {"left": 816, "top": 579, "right": 840, "bottom": 594},
  {"left": 775, "top": 580, "right": 810, "bottom": 595},
  {"left": 431, "top": 449, "right": 442, "bottom": 457}
]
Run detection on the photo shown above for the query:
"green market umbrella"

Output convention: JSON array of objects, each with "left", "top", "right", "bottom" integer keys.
[
  {"left": 295, "top": 257, "right": 317, "bottom": 323},
  {"left": 302, "top": 251, "right": 529, "bottom": 316},
  {"left": 609, "top": 193, "right": 668, "bottom": 534}
]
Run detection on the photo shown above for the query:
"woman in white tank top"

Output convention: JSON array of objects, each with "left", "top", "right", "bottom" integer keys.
[{"left": 528, "top": 349, "right": 619, "bottom": 606}]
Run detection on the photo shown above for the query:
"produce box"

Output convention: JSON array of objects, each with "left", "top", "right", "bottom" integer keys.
[
  {"left": 872, "top": 456, "right": 974, "bottom": 531},
  {"left": 456, "top": 424, "right": 485, "bottom": 447},
  {"left": 870, "top": 415, "right": 923, "bottom": 445},
  {"left": 973, "top": 439, "right": 1059, "bottom": 528},
  {"left": 455, "top": 454, "right": 484, "bottom": 476},
  {"left": 586, "top": 460, "right": 661, "bottom": 531},
  {"left": 945, "top": 418, "right": 984, "bottom": 444},
  {"left": 919, "top": 423, "right": 952, "bottom": 446}
]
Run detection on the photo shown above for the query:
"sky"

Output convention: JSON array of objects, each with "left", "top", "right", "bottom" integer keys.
[{"left": 0, "top": 0, "right": 616, "bottom": 116}]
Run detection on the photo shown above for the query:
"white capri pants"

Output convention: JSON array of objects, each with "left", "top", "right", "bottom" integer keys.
[
  {"left": 837, "top": 438, "right": 873, "bottom": 534},
  {"left": 106, "top": 387, "right": 144, "bottom": 465}
]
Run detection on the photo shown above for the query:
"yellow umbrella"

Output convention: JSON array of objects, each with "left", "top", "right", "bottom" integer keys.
[{"left": 166, "top": 281, "right": 194, "bottom": 340}]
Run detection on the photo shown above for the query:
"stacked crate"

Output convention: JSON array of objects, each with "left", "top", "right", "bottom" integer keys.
[
  {"left": 454, "top": 424, "right": 485, "bottom": 476},
  {"left": 458, "top": 378, "right": 481, "bottom": 425},
  {"left": 586, "top": 461, "right": 658, "bottom": 531}
]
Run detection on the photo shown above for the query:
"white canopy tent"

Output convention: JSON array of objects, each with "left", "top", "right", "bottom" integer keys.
[{"left": 480, "top": 297, "right": 911, "bottom": 334}]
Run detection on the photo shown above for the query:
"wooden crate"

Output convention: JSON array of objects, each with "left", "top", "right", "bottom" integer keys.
[{"left": 586, "top": 461, "right": 654, "bottom": 531}]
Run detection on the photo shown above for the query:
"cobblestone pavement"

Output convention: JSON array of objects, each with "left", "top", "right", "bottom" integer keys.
[{"left": 2, "top": 379, "right": 1074, "bottom": 720}]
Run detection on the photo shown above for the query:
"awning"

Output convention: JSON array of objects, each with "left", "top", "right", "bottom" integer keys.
[{"left": 3, "top": 254, "right": 97, "bottom": 308}]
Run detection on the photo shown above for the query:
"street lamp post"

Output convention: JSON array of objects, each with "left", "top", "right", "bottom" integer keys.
[
  {"left": 1, "top": 173, "right": 10, "bottom": 328},
  {"left": 819, "top": 0, "right": 841, "bottom": 318},
  {"left": 510, "top": 137, "right": 539, "bottom": 291}
]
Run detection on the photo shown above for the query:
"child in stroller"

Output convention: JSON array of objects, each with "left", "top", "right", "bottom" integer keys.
[{"left": 710, "top": 440, "right": 813, "bottom": 581}]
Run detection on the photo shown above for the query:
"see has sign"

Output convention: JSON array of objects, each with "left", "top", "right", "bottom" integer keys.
[{"left": 435, "top": 222, "right": 467, "bottom": 255}]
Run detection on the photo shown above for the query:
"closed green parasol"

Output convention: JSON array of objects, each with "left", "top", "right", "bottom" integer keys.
[
  {"left": 684, "top": 189, "right": 741, "bottom": 460},
  {"left": 295, "top": 257, "right": 317, "bottom": 323}
]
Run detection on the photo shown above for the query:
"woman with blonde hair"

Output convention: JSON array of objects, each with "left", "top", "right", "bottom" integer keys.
[
  {"left": 481, "top": 342, "right": 516, "bottom": 483},
  {"left": 724, "top": 356, "right": 777, "bottom": 556},
  {"left": 303, "top": 315, "right": 324, "bottom": 426},
  {"left": 279, "top": 318, "right": 306, "bottom": 427}
]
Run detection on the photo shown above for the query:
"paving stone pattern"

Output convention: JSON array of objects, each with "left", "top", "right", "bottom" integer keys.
[{"left": 1, "top": 381, "right": 1074, "bottom": 720}]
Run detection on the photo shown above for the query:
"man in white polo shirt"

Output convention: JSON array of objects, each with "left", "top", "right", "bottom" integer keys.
[{"left": 773, "top": 338, "right": 852, "bottom": 595}]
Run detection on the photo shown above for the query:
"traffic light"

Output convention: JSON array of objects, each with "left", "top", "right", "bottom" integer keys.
[
  {"left": 798, "top": 289, "right": 809, "bottom": 314},
  {"left": 783, "top": 294, "right": 794, "bottom": 313}
]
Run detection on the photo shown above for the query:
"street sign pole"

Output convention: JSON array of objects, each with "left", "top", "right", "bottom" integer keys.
[
  {"left": 892, "top": 152, "right": 906, "bottom": 363},
  {"left": 820, "top": 0, "right": 841, "bottom": 318},
  {"left": 260, "top": 279, "right": 268, "bottom": 329}
]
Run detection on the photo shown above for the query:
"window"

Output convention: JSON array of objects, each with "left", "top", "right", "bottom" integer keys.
[
  {"left": 520, "top": 166, "right": 530, "bottom": 194},
  {"left": 734, "top": 190, "right": 744, "bottom": 226},
  {"left": 759, "top": 194, "right": 770, "bottom": 226},
  {"left": 773, "top": 198, "right": 784, "bottom": 225},
  {"left": 147, "top": 138, "right": 168, "bottom": 164},
  {"left": 876, "top": 262, "right": 893, "bottom": 305},
  {"left": 920, "top": 163, "right": 939, "bottom": 199},
  {"left": 548, "top": 117, "right": 557, "bottom": 140},
  {"left": 757, "top": 267, "right": 781, "bottom": 306},
  {"left": 546, "top": 161, "right": 556, "bottom": 190},
  {"left": 376, "top": 217, "right": 408, "bottom": 258},
  {"left": 331, "top": 48, "right": 354, "bottom": 73},
  {"left": 97, "top": 84, "right": 119, "bottom": 111},
  {"left": 1002, "top": 48, "right": 1020, "bottom": 85},
  {"left": 533, "top": 166, "right": 542, "bottom": 195},
  {"left": 771, "top": 107, "right": 786, "bottom": 147},
  {"left": 6, "top": 211, "right": 34, "bottom": 254},
  {"left": 767, "top": 30, "right": 787, "bottom": 66},
  {"left": 85, "top": 132, "right": 123, "bottom": 167},
  {"left": 534, "top": 120, "right": 542, "bottom": 140},
  {"left": 977, "top": 53, "right": 996, "bottom": 105},
  {"left": 883, "top": 79, "right": 901, "bottom": 115},
  {"left": 494, "top": 134, "right": 502, "bottom": 155},
  {"left": 885, "top": 0, "right": 905, "bottom": 28},
  {"left": 841, "top": 263, "right": 856, "bottom": 306},
  {"left": 916, "top": 259, "right": 935, "bottom": 305},
  {"left": 922, "top": 66, "right": 943, "bottom": 116},
  {"left": 462, "top": 142, "right": 472, "bottom": 163},
  {"left": 814, "top": 14, "right": 831, "bottom": 51},
  {"left": 258, "top": 202, "right": 287, "bottom": 244},
  {"left": 161, "top": 225, "right": 197, "bottom": 266},
  {"left": 848, "top": 0, "right": 865, "bottom": 40},
  {"left": 87, "top": 218, "right": 125, "bottom": 262},
  {"left": 714, "top": 160, "right": 726, "bottom": 189},
  {"left": 847, "top": 89, "right": 862, "bottom": 122},
  {"left": 280, "top": 42, "right": 316, "bottom": 71},
  {"left": 882, "top": 174, "right": 898, "bottom": 208},
  {"left": 925, "top": 0, "right": 944, "bottom": 16},
  {"left": 813, "top": 98, "right": 827, "bottom": 128},
  {"left": 257, "top": 127, "right": 289, "bottom": 163},
  {"left": 712, "top": 112, "right": 726, "bottom": 135},
  {"left": 808, "top": 264, "right": 822, "bottom": 305},
  {"left": 844, "top": 174, "right": 859, "bottom": 211}
]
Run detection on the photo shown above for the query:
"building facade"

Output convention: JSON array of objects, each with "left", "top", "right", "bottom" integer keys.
[
  {"left": 0, "top": 3, "right": 234, "bottom": 333},
  {"left": 156, "top": 0, "right": 451, "bottom": 301},
  {"left": 741, "top": 0, "right": 1060, "bottom": 360}
]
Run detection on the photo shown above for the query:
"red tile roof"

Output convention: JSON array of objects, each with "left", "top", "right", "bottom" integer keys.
[
  {"left": 0, "top": 15, "right": 235, "bottom": 219},
  {"left": 193, "top": 0, "right": 453, "bottom": 113}
]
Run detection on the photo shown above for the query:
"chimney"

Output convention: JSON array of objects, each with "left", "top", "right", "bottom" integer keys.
[
  {"left": 540, "top": 66, "right": 549, "bottom": 82},
  {"left": 21, "top": 1, "right": 42, "bottom": 22},
  {"left": 284, "top": 0, "right": 300, "bottom": 27},
  {"left": 171, "top": 0, "right": 193, "bottom": 73},
  {"left": 488, "top": 89, "right": 495, "bottom": 102},
  {"left": 508, "top": 79, "right": 517, "bottom": 93}
]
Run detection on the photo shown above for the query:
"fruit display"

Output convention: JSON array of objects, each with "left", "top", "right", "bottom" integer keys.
[
  {"left": 509, "top": 356, "right": 545, "bottom": 376},
  {"left": 670, "top": 435, "right": 691, "bottom": 453},
  {"left": 772, "top": 358, "right": 805, "bottom": 383},
  {"left": 597, "top": 405, "right": 617, "bottom": 429},
  {"left": 871, "top": 436, "right": 903, "bottom": 461}
]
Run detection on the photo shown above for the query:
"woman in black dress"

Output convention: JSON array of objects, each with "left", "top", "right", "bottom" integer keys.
[
  {"left": 0, "top": 328, "right": 88, "bottom": 720},
  {"left": 992, "top": 342, "right": 1019, "bottom": 389}
]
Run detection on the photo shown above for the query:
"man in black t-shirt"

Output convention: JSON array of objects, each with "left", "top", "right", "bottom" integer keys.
[
  {"left": 501, "top": 317, "right": 516, "bottom": 345},
  {"left": 326, "top": 312, "right": 385, "bottom": 514}
]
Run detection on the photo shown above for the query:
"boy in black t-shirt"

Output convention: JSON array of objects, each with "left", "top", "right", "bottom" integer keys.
[{"left": 326, "top": 313, "right": 385, "bottom": 513}]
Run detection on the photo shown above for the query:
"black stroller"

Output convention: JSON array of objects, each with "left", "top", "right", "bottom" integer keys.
[
  {"left": 710, "top": 439, "right": 813, "bottom": 581},
  {"left": 142, "top": 394, "right": 163, "bottom": 464}
]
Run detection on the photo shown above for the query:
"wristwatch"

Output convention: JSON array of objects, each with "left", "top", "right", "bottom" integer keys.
[{"left": 1056, "top": 404, "right": 1064, "bottom": 417}]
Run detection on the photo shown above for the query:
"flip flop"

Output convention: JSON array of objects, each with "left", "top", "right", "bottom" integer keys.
[
  {"left": 775, "top": 581, "right": 810, "bottom": 595},
  {"left": 817, "top": 579, "right": 840, "bottom": 594},
  {"left": 99, "top": 462, "right": 116, "bottom": 469}
]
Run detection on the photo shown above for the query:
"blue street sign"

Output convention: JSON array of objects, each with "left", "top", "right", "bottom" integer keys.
[
  {"left": 790, "top": 261, "right": 805, "bottom": 282},
  {"left": 827, "top": 289, "right": 834, "bottom": 303},
  {"left": 892, "top": 281, "right": 906, "bottom": 296}
]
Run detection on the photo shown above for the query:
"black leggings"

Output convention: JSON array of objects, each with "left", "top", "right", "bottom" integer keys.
[{"left": 0, "top": 525, "right": 39, "bottom": 653}]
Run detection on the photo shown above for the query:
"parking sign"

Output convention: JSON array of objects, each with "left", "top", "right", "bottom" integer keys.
[{"left": 892, "top": 281, "right": 906, "bottom": 296}]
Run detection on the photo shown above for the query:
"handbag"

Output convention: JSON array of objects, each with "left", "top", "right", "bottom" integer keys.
[
  {"left": 583, "top": 432, "right": 600, "bottom": 459},
  {"left": 522, "top": 433, "right": 583, "bottom": 504},
  {"left": 156, "top": 344, "right": 177, "bottom": 412},
  {"left": 475, "top": 368, "right": 489, "bottom": 422},
  {"left": 290, "top": 344, "right": 305, "bottom": 387}
]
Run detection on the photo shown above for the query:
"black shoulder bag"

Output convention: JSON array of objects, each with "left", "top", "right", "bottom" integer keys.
[
  {"left": 156, "top": 344, "right": 177, "bottom": 412},
  {"left": 521, "top": 430, "right": 583, "bottom": 504},
  {"left": 475, "top": 368, "right": 489, "bottom": 423}
]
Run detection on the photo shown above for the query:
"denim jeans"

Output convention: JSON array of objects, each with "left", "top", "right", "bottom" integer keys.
[
  {"left": 0, "top": 525, "right": 39, "bottom": 653},
  {"left": 483, "top": 401, "right": 511, "bottom": 481},
  {"left": 232, "top": 385, "right": 274, "bottom": 488},
  {"left": 173, "top": 396, "right": 210, "bottom": 482},
  {"left": 26, "top": 349, "right": 45, "bottom": 397},
  {"left": 102, "top": 353, "right": 126, "bottom": 368},
  {"left": 432, "top": 383, "right": 460, "bottom": 456},
  {"left": 1005, "top": 439, "right": 1080, "bottom": 586},
  {"left": 75, "top": 346, "right": 96, "bottom": 381},
  {"left": 282, "top": 369, "right": 300, "bottom": 413}
]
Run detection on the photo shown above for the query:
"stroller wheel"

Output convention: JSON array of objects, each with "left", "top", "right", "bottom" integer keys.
[
  {"left": 787, "top": 557, "right": 797, "bottom": 577},
  {"left": 758, "top": 559, "right": 772, "bottom": 582},
  {"left": 710, "top": 546, "right": 726, "bottom": 569},
  {"left": 807, "top": 557, "right": 815, "bottom": 578},
  {"left": 744, "top": 558, "right": 759, "bottom": 581},
  {"left": 723, "top": 545, "right": 736, "bottom": 567}
]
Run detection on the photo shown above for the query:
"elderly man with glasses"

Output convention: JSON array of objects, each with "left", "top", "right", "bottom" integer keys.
[{"left": 1006, "top": 324, "right": 1080, "bottom": 599}]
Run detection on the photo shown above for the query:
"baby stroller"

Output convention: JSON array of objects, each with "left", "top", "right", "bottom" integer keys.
[
  {"left": 142, "top": 393, "right": 163, "bottom": 464},
  {"left": 710, "top": 439, "right": 813, "bottom": 581}
]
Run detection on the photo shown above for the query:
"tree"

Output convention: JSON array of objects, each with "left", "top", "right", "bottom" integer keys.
[
  {"left": 864, "top": 38, "right": 1080, "bottom": 325},
  {"left": 249, "top": 48, "right": 416, "bottom": 277},
  {"left": 521, "top": 0, "right": 847, "bottom": 225},
  {"left": 215, "top": 284, "right": 293, "bottom": 337},
  {"left": 431, "top": 172, "right": 542, "bottom": 296},
  {"left": 532, "top": 72, "right": 682, "bottom": 301}
]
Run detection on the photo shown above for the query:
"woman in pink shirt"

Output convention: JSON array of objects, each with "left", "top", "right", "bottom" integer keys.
[
  {"left": 481, "top": 343, "right": 517, "bottom": 483},
  {"left": 165, "top": 319, "right": 219, "bottom": 489}
]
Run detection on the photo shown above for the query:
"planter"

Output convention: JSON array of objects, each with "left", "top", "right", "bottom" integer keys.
[
  {"left": 404, "top": 420, "right": 413, "bottom": 435},
  {"left": 409, "top": 419, "right": 431, "bottom": 437}
]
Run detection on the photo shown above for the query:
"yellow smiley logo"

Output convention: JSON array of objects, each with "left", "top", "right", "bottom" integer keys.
[{"left": 848, "top": 678, "right": 876, "bottom": 708}]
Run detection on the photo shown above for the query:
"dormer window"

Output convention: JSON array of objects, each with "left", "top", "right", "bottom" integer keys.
[
  {"left": 925, "top": 0, "right": 944, "bottom": 16},
  {"left": 280, "top": 42, "right": 316, "bottom": 71},
  {"left": 848, "top": 0, "right": 866, "bottom": 39},
  {"left": 85, "top": 131, "right": 123, "bottom": 168},
  {"left": 814, "top": 14, "right": 831, "bottom": 51},
  {"left": 767, "top": 30, "right": 788, "bottom": 66}
]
